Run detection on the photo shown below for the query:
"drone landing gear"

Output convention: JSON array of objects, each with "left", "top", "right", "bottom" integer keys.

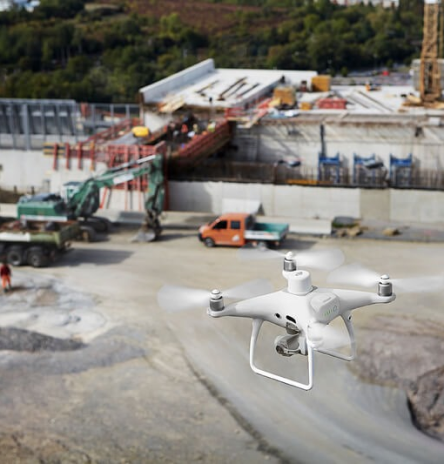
[{"left": 249, "top": 319, "right": 314, "bottom": 390}]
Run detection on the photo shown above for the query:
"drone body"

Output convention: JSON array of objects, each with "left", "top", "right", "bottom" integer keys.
[
  {"left": 207, "top": 263, "right": 396, "bottom": 390},
  {"left": 158, "top": 248, "right": 442, "bottom": 391}
]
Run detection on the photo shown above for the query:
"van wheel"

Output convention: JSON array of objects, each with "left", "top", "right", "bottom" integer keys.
[
  {"left": 257, "top": 241, "right": 268, "bottom": 250},
  {"left": 204, "top": 238, "right": 215, "bottom": 248},
  {"left": 6, "top": 246, "right": 24, "bottom": 266}
]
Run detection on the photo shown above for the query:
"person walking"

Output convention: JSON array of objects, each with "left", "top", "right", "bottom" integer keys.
[{"left": 0, "top": 261, "right": 12, "bottom": 292}]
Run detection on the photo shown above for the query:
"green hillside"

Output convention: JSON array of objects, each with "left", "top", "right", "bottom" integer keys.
[{"left": 0, "top": 0, "right": 424, "bottom": 102}]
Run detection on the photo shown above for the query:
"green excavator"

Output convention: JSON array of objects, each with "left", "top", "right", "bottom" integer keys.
[{"left": 17, "top": 154, "right": 165, "bottom": 242}]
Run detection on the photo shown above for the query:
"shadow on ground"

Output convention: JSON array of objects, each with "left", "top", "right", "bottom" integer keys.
[{"left": 55, "top": 249, "right": 133, "bottom": 267}]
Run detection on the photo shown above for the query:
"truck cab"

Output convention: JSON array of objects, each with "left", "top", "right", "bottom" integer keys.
[{"left": 199, "top": 213, "right": 249, "bottom": 247}]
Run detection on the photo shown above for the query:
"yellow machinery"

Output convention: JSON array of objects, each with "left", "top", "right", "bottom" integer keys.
[
  {"left": 132, "top": 126, "right": 150, "bottom": 138},
  {"left": 270, "top": 86, "right": 296, "bottom": 108}
]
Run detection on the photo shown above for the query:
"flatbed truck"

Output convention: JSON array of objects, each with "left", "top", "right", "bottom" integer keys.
[
  {"left": 198, "top": 213, "right": 289, "bottom": 248},
  {"left": 0, "top": 219, "right": 80, "bottom": 267}
]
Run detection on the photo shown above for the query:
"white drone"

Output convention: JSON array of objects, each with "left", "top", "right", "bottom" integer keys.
[{"left": 158, "top": 247, "right": 443, "bottom": 391}]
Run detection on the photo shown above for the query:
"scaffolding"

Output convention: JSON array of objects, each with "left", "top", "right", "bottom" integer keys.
[
  {"left": 389, "top": 153, "right": 413, "bottom": 187},
  {"left": 318, "top": 152, "right": 341, "bottom": 184},
  {"left": 353, "top": 153, "right": 386, "bottom": 186}
]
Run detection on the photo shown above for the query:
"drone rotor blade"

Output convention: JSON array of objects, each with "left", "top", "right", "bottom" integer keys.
[
  {"left": 158, "top": 278, "right": 274, "bottom": 313},
  {"left": 327, "top": 263, "right": 380, "bottom": 287},
  {"left": 238, "top": 246, "right": 283, "bottom": 261},
  {"left": 296, "top": 248, "right": 345, "bottom": 271},
  {"left": 239, "top": 245, "right": 344, "bottom": 271},
  {"left": 223, "top": 278, "right": 274, "bottom": 299},
  {"left": 392, "top": 275, "right": 444, "bottom": 294},
  {"left": 328, "top": 264, "right": 444, "bottom": 293},
  {"left": 157, "top": 285, "right": 210, "bottom": 313}
]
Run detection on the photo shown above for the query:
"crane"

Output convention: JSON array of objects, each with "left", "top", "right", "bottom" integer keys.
[
  {"left": 17, "top": 154, "right": 165, "bottom": 242},
  {"left": 420, "top": 0, "right": 442, "bottom": 104}
]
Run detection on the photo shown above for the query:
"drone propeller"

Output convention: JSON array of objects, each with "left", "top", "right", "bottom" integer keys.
[
  {"left": 327, "top": 263, "right": 444, "bottom": 293},
  {"left": 238, "top": 246, "right": 344, "bottom": 271},
  {"left": 157, "top": 278, "right": 274, "bottom": 313}
]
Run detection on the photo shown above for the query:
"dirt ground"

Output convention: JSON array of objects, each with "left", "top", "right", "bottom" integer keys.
[
  {"left": 0, "top": 224, "right": 443, "bottom": 463},
  {"left": 0, "top": 227, "right": 283, "bottom": 464}
]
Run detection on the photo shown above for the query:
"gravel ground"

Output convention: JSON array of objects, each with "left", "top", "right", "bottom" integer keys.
[
  {"left": 0, "top": 224, "right": 443, "bottom": 462},
  {"left": 0, "top": 229, "right": 282, "bottom": 464}
]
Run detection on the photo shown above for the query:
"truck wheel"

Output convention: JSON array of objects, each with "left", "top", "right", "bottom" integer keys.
[
  {"left": 81, "top": 226, "right": 96, "bottom": 243},
  {"left": 6, "top": 246, "right": 24, "bottom": 266},
  {"left": 27, "top": 248, "right": 48, "bottom": 268},
  {"left": 204, "top": 238, "right": 215, "bottom": 248},
  {"left": 88, "top": 217, "right": 110, "bottom": 233}
]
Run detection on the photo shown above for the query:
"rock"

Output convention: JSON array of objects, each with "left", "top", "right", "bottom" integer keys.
[
  {"left": 407, "top": 366, "right": 444, "bottom": 441},
  {"left": 334, "top": 226, "right": 362, "bottom": 238},
  {"left": 351, "top": 315, "right": 444, "bottom": 442},
  {"left": 347, "top": 225, "right": 363, "bottom": 237},
  {"left": 335, "top": 228, "right": 348, "bottom": 238},
  {"left": 383, "top": 227, "right": 400, "bottom": 236}
]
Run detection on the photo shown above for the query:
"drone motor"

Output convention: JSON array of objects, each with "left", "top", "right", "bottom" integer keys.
[
  {"left": 209, "top": 289, "right": 224, "bottom": 311},
  {"left": 378, "top": 275, "right": 392, "bottom": 296}
]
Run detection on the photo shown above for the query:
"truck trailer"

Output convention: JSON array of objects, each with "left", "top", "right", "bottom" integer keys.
[{"left": 0, "top": 219, "right": 79, "bottom": 267}]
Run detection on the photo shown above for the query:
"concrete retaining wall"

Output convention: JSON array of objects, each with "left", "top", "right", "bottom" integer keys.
[
  {"left": 1, "top": 149, "right": 443, "bottom": 226},
  {"left": 0, "top": 149, "right": 53, "bottom": 193},
  {"left": 166, "top": 181, "right": 444, "bottom": 225},
  {"left": 0, "top": 148, "right": 108, "bottom": 195}
]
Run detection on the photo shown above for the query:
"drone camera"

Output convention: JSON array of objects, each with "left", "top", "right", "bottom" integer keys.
[
  {"left": 209, "top": 289, "right": 225, "bottom": 311},
  {"left": 274, "top": 333, "right": 307, "bottom": 357},
  {"left": 378, "top": 275, "right": 392, "bottom": 297}
]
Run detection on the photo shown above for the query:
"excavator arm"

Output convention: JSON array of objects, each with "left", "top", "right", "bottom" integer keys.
[
  {"left": 67, "top": 152, "right": 166, "bottom": 242},
  {"left": 132, "top": 154, "right": 166, "bottom": 242},
  {"left": 65, "top": 155, "right": 158, "bottom": 219}
]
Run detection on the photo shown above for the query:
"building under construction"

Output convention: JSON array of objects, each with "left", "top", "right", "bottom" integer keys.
[
  {"left": 1, "top": 46, "right": 444, "bottom": 225},
  {"left": 136, "top": 58, "right": 444, "bottom": 191}
]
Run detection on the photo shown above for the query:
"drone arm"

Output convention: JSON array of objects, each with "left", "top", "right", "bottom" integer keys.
[
  {"left": 249, "top": 319, "right": 314, "bottom": 390},
  {"left": 334, "top": 289, "right": 395, "bottom": 314}
]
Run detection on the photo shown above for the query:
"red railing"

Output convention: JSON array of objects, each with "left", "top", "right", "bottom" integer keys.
[
  {"left": 174, "top": 120, "right": 231, "bottom": 162},
  {"left": 100, "top": 141, "right": 167, "bottom": 210}
]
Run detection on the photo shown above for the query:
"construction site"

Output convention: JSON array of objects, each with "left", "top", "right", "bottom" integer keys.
[
  {"left": 0, "top": 2, "right": 444, "bottom": 463},
  {"left": 2, "top": 0, "right": 444, "bottom": 225}
]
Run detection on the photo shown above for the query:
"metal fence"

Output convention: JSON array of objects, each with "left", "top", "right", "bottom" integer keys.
[
  {"left": 168, "top": 159, "right": 444, "bottom": 191},
  {"left": 0, "top": 99, "right": 139, "bottom": 150}
]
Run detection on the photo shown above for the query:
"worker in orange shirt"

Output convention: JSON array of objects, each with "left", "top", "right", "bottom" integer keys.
[
  {"left": 181, "top": 123, "right": 189, "bottom": 143},
  {"left": 0, "top": 261, "right": 12, "bottom": 292}
]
